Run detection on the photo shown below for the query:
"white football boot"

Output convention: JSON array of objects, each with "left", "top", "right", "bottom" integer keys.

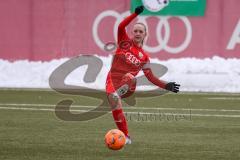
[{"left": 125, "top": 136, "right": 132, "bottom": 145}]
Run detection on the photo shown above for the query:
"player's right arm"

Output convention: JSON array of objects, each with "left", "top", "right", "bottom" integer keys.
[{"left": 117, "top": 6, "right": 144, "bottom": 43}]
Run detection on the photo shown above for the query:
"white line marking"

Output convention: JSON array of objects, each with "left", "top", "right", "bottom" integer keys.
[
  {"left": 0, "top": 106, "right": 240, "bottom": 118},
  {"left": 206, "top": 97, "right": 240, "bottom": 100},
  {"left": 0, "top": 106, "right": 55, "bottom": 112},
  {"left": 0, "top": 103, "right": 239, "bottom": 112}
]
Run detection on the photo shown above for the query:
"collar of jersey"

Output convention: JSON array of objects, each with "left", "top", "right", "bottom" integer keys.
[{"left": 132, "top": 39, "right": 143, "bottom": 50}]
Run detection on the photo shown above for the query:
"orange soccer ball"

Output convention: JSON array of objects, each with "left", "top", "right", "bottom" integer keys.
[{"left": 104, "top": 129, "right": 126, "bottom": 150}]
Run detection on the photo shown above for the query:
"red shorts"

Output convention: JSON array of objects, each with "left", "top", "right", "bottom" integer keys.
[{"left": 106, "top": 73, "right": 136, "bottom": 98}]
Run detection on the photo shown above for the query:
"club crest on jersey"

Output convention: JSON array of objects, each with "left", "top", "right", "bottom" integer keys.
[{"left": 138, "top": 52, "right": 143, "bottom": 59}]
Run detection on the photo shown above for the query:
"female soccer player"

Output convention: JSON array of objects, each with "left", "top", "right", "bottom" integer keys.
[{"left": 106, "top": 6, "right": 180, "bottom": 144}]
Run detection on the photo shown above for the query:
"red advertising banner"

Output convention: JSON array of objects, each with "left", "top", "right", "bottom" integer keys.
[{"left": 0, "top": 0, "right": 239, "bottom": 61}]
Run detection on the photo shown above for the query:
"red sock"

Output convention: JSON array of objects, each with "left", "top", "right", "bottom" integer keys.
[{"left": 112, "top": 108, "right": 128, "bottom": 136}]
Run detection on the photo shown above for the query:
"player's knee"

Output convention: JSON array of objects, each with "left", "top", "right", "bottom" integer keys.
[{"left": 107, "top": 93, "right": 121, "bottom": 110}]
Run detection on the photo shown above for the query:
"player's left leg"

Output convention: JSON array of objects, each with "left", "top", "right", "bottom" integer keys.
[{"left": 117, "top": 73, "right": 137, "bottom": 98}]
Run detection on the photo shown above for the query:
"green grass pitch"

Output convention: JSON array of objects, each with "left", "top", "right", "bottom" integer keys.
[{"left": 0, "top": 89, "right": 240, "bottom": 160}]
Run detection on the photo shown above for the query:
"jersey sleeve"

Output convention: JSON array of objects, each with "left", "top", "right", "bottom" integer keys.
[
  {"left": 142, "top": 55, "right": 166, "bottom": 89},
  {"left": 117, "top": 13, "right": 138, "bottom": 44},
  {"left": 143, "top": 68, "right": 166, "bottom": 89},
  {"left": 142, "top": 59, "right": 150, "bottom": 70}
]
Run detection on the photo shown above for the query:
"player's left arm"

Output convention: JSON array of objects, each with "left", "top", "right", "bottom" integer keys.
[
  {"left": 117, "top": 5, "right": 144, "bottom": 44},
  {"left": 142, "top": 62, "right": 180, "bottom": 93}
]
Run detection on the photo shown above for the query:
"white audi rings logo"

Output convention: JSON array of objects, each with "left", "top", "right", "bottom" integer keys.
[{"left": 93, "top": 10, "right": 192, "bottom": 54}]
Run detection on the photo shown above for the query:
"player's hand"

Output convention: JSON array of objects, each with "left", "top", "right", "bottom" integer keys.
[
  {"left": 165, "top": 82, "right": 180, "bottom": 93},
  {"left": 135, "top": 5, "right": 144, "bottom": 15}
]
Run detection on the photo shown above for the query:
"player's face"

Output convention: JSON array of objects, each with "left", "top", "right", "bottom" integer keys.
[{"left": 132, "top": 24, "right": 146, "bottom": 45}]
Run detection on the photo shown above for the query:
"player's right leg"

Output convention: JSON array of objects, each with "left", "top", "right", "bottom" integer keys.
[
  {"left": 107, "top": 93, "right": 131, "bottom": 144},
  {"left": 107, "top": 93, "right": 132, "bottom": 144},
  {"left": 106, "top": 73, "right": 135, "bottom": 144}
]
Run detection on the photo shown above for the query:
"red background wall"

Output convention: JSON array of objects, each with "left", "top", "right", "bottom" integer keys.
[{"left": 0, "top": 0, "right": 239, "bottom": 61}]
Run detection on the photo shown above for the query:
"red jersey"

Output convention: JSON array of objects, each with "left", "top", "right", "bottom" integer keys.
[{"left": 106, "top": 13, "right": 150, "bottom": 94}]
